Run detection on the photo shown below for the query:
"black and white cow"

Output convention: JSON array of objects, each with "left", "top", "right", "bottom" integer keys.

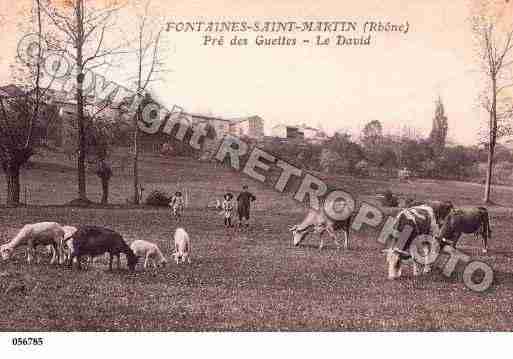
[{"left": 384, "top": 201, "right": 453, "bottom": 279}]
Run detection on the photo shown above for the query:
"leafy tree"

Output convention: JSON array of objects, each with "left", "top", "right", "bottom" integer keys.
[
  {"left": 436, "top": 146, "right": 479, "bottom": 180},
  {"left": 429, "top": 96, "right": 448, "bottom": 156},
  {"left": 400, "top": 139, "right": 434, "bottom": 174},
  {"left": 362, "top": 120, "right": 383, "bottom": 141},
  {"left": 319, "top": 148, "right": 341, "bottom": 173},
  {"left": 325, "top": 132, "right": 364, "bottom": 173}
]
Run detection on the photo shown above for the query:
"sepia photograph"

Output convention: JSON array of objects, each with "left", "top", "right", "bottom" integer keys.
[{"left": 0, "top": 0, "right": 512, "bottom": 355}]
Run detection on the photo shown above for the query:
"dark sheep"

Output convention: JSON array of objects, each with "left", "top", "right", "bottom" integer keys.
[{"left": 67, "top": 226, "right": 138, "bottom": 271}]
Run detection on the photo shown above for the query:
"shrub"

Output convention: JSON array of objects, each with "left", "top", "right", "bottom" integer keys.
[
  {"left": 355, "top": 159, "right": 369, "bottom": 176},
  {"left": 382, "top": 190, "right": 399, "bottom": 207},
  {"left": 145, "top": 190, "right": 171, "bottom": 206}
]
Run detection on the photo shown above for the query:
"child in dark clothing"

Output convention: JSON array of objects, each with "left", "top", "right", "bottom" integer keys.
[{"left": 237, "top": 185, "right": 256, "bottom": 228}]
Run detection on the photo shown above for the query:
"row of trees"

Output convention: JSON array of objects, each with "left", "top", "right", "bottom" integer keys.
[{"left": 262, "top": 96, "right": 513, "bottom": 183}]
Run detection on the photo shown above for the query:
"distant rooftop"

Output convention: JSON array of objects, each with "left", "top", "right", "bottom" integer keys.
[
  {"left": 184, "top": 112, "right": 232, "bottom": 122},
  {"left": 184, "top": 113, "right": 263, "bottom": 124},
  {"left": 230, "top": 115, "right": 263, "bottom": 124}
]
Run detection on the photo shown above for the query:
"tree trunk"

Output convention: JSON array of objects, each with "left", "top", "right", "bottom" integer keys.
[
  {"left": 484, "top": 77, "right": 498, "bottom": 204},
  {"left": 484, "top": 144, "right": 494, "bottom": 203},
  {"left": 5, "top": 164, "right": 21, "bottom": 206},
  {"left": 76, "top": 0, "right": 87, "bottom": 201},
  {"left": 101, "top": 177, "right": 109, "bottom": 204},
  {"left": 133, "top": 110, "right": 140, "bottom": 204}
]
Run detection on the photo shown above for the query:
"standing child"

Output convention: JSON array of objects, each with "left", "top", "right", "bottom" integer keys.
[
  {"left": 237, "top": 185, "right": 256, "bottom": 229},
  {"left": 169, "top": 191, "right": 185, "bottom": 218},
  {"left": 222, "top": 193, "right": 234, "bottom": 228}
]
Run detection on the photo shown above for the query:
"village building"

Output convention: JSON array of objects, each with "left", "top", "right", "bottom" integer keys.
[
  {"left": 229, "top": 116, "right": 265, "bottom": 139},
  {"left": 271, "top": 123, "right": 327, "bottom": 143}
]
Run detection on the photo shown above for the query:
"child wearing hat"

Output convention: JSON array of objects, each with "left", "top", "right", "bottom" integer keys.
[
  {"left": 222, "top": 193, "right": 234, "bottom": 227},
  {"left": 169, "top": 191, "right": 185, "bottom": 218}
]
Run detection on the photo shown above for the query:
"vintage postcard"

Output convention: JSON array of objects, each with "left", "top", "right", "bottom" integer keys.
[{"left": 0, "top": 0, "right": 512, "bottom": 355}]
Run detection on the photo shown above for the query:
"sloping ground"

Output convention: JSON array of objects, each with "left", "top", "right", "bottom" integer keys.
[
  {"left": 0, "top": 150, "right": 512, "bottom": 330},
  {"left": 1, "top": 150, "right": 300, "bottom": 211},
  {"left": 4, "top": 149, "right": 513, "bottom": 208}
]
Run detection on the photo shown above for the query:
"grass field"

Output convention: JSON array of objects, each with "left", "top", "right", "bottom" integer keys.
[{"left": 0, "top": 150, "right": 513, "bottom": 331}]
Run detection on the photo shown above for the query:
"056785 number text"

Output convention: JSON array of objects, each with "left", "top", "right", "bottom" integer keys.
[{"left": 11, "top": 337, "right": 44, "bottom": 346}]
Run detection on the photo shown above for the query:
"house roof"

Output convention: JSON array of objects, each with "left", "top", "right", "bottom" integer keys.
[
  {"left": 184, "top": 112, "right": 232, "bottom": 122},
  {"left": 230, "top": 115, "right": 263, "bottom": 124},
  {"left": 272, "top": 124, "right": 299, "bottom": 130},
  {"left": 300, "top": 125, "right": 320, "bottom": 131}
]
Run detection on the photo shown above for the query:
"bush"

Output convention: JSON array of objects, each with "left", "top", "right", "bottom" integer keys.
[
  {"left": 382, "top": 190, "right": 399, "bottom": 207},
  {"left": 145, "top": 190, "right": 171, "bottom": 206},
  {"left": 355, "top": 159, "right": 369, "bottom": 176}
]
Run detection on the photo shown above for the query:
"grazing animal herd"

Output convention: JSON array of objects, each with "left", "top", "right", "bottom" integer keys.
[
  {"left": 0, "top": 222, "right": 191, "bottom": 271},
  {"left": 289, "top": 200, "right": 492, "bottom": 281},
  {"left": 0, "top": 199, "right": 492, "bottom": 285}
]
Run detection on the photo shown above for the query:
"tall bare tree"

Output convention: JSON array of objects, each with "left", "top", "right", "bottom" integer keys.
[
  {"left": 128, "top": 0, "right": 166, "bottom": 204},
  {"left": 41, "top": 0, "right": 127, "bottom": 203},
  {"left": 472, "top": 0, "right": 513, "bottom": 203}
]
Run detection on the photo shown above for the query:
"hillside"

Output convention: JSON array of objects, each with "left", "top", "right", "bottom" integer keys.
[{"left": 2, "top": 148, "right": 513, "bottom": 209}]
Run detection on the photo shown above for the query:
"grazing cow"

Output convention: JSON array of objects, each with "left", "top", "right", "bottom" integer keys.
[
  {"left": 428, "top": 201, "right": 455, "bottom": 228},
  {"left": 437, "top": 207, "right": 491, "bottom": 254},
  {"left": 289, "top": 208, "right": 352, "bottom": 250},
  {"left": 384, "top": 202, "right": 453, "bottom": 280},
  {"left": 130, "top": 240, "right": 167, "bottom": 269},
  {"left": 68, "top": 226, "right": 138, "bottom": 271},
  {"left": 408, "top": 200, "right": 454, "bottom": 226},
  {"left": 173, "top": 227, "right": 191, "bottom": 264},
  {"left": 0, "top": 222, "right": 65, "bottom": 264}
]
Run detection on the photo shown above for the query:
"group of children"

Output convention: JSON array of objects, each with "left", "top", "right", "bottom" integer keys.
[
  {"left": 221, "top": 185, "right": 256, "bottom": 229},
  {"left": 168, "top": 185, "right": 256, "bottom": 229}
]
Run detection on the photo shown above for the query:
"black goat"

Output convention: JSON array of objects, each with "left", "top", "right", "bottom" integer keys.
[{"left": 68, "top": 226, "right": 138, "bottom": 271}]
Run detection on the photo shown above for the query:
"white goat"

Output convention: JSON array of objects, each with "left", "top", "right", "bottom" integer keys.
[
  {"left": 0, "top": 222, "right": 65, "bottom": 264},
  {"left": 60, "top": 225, "right": 78, "bottom": 262},
  {"left": 130, "top": 240, "right": 167, "bottom": 269},
  {"left": 173, "top": 227, "right": 191, "bottom": 264}
]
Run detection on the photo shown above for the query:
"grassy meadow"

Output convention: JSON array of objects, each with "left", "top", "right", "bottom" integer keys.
[{"left": 0, "top": 150, "right": 512, "bottom": 330}]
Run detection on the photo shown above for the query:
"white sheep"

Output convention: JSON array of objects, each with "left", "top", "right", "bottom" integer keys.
[
  {"left": 130, "top": 240, "right": 167, "bottom": 269},
  {"left": 60, "top": 225, "right": 78, "bottom": 262},
  {"left": 173, "top": 227, "right": 191, "bottom": 264},
  {"left": 0, "top": 222, "right": 65, "bottom": 264}
]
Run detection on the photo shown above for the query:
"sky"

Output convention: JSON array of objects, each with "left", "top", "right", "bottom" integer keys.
[{"left": 1, "top": 0, "right": 512, "bottom": 145}]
